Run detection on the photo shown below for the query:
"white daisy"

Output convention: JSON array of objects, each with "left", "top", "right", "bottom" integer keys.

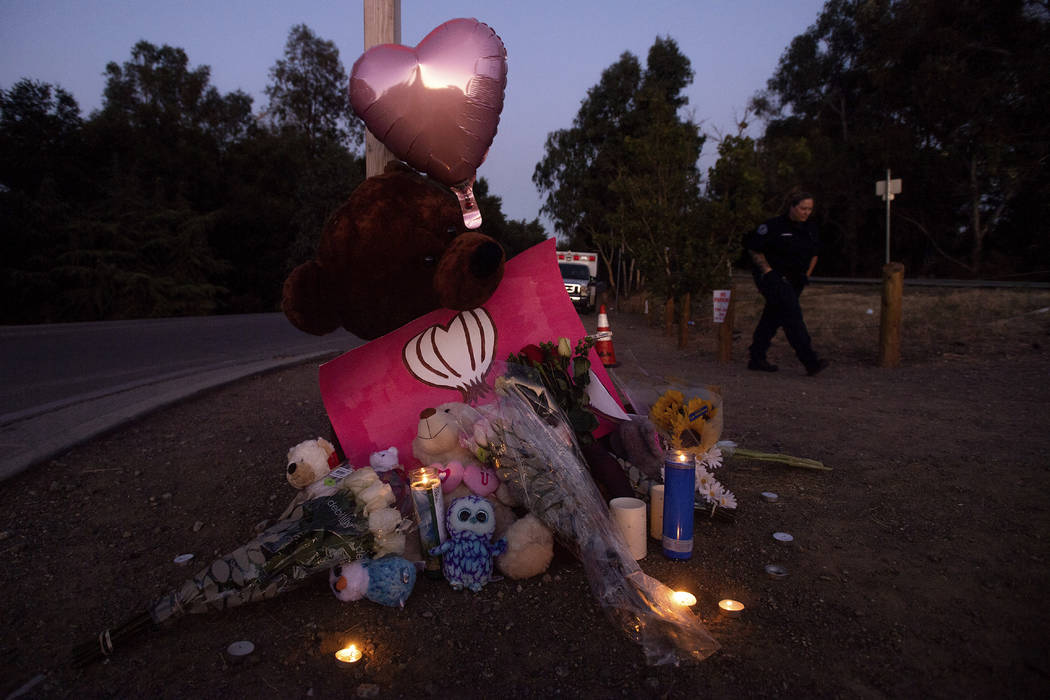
[
  {"left": 698, "top": 445, "right": 724, "bottom": 471},
  {"left": 717, "top": 488, "right": 738, "bottom": 510},
  {"left": 695, "top": 467, "right": 716, "bottom": 496}
]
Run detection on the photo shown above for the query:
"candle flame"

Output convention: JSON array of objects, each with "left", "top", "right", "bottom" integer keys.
[
  {"left": 671, "top": 591, "right": 697, "bottom": 607},
  {"left": 718, "top": 599, "right": 745, "bottom": 613},
  {"left": 413, "top": 467, "right": 440, "bottom": 489},
  {"left": 335, "top": 644, "right": 362, "bottom": 663}
]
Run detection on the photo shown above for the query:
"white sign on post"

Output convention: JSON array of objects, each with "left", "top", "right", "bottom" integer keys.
[
  {"left": 713, "top": 290, "right": 731, "bottom": 323},
  {"left": 875, "top": 178, "right": 902, "bottom": 200},
  {"left": 876, "top": 171, "right": 903, "bottom": 264}
]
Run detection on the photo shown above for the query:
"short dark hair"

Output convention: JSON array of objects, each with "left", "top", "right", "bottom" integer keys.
[{"left": 789, "top": 191, "right": 814, "bottom": 207}]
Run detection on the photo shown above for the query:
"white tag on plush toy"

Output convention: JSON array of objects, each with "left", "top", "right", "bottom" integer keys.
[{"left": 325, "top": 465, "right": 353, "bottom": 486}]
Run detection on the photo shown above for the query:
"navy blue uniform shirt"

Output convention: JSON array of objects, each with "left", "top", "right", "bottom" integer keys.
[{"left": 745, "top": 214, "right": 819, "bottom": 283}]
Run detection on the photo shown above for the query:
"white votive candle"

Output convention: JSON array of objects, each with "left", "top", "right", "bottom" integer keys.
[{"left": 718, "top": 599, "right": 745, "bottom": 616}]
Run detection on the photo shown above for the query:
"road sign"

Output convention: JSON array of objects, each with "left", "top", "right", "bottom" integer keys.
[{"left": 876, "top": 178, "right": 902, "bottom": 201}]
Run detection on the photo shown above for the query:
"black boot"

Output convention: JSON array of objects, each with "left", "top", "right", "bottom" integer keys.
[
  {"left": 747, "top": 358, "right": 778, "bottom": 372},
  {"left": 805, "top": 358, "right": 830, "bottom": 376}
]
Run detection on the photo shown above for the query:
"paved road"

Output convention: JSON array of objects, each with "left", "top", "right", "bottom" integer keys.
[{"left": 0, "top": 314, "right": 363, "bottom": 481}]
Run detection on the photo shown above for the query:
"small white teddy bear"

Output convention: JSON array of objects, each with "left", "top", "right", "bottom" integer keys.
[{"left": 285, "top": 437, "right": 338, "bottom": 490}]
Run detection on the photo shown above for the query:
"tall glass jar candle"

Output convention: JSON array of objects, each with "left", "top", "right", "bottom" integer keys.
[
  {"left": 410, "top": 466, "right": 446, "bottom": 577},
  {"left": 662, "top": 449, "right": 695, "bottom": 560}
]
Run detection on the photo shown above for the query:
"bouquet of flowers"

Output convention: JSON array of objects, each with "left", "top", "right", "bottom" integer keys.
[
  {"left": 506, "top": 336, "right": 598, "bottom": 444},
  {"left": 71, "top": 466, "right": 410, "bottom": 667},
  {"left": 482, "top": 364, "right": 719, "bottom": 666},
  {"left": 648, "top": 389, "right": 737, "bottom": 519}
]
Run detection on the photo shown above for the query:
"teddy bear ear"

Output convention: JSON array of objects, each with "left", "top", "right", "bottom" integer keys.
[
  {"left": 282, "top": 261, "right": 341, "bottom": 336},
  {"left": 433, "top": 232, "right": 505, "bottom": 310}
]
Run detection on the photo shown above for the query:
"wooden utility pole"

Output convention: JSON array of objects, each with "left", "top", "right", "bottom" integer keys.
[
  {"left": 363, "top": 0, "right": 401, "bottom": 177},
  {"left": 878, "top": 262, "right": 905, "bottom": 368}
]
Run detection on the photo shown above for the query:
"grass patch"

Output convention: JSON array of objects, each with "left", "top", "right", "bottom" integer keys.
[{"left": 625, "top": 281, "right": 1050, "bottom": 364}]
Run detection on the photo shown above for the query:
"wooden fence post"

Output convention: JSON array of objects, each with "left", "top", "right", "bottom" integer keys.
[{"left": 878, "top": 262, "right": 905, "bottom": 368}]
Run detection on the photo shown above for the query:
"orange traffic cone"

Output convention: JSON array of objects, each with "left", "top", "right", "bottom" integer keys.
[{"left": 594, "top": 305, "right": 619, "bottom": 367}]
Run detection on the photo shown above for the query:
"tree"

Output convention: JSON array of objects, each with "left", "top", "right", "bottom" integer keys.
[
  {"left": 534, "top": 50, "right": 641, "bottom": 262},
  {"left": 1, "top": 80, "right": 87, "bottom": 323},
  {"left": 62, "top": 40, "right": 265, "bottom": 319},
  {"left": 0, "top": 79, "right": 83, "bottom": 196},
  {"left": 608, "top": 93, "right": 705, "bottom": 298},
  {"left": 264, "top": 24, "right": 362, "bottom": 150},
  {"left": 100, "top": 41, "right": 255, "bottom": 146},
  {"left": 534, "top": 37, "right": 707, "bottom": 304},
  {"left": 752, "top": 0, "right": 1050, "bottom": 277},
  {"left": 260, "top": 24, "right": 366, "bottom": 299},
  {"left": 884, "top": 0, "right": 1050, "bottom": 273},
  {"left": 751, "top": 0, "right": 893, "bottom": 275},
  {"left": 94, "top": 40, "right": 256, "bottom": 209},
  {"left": 703, "top": 133, "right": 769, "bottom": 275}
]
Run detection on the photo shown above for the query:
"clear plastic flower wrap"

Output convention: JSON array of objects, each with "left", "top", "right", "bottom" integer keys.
[
  {"left": 480, "top": 364, "right": 719, "bottom": 666},
  {"left": 71, "top": 467, "right": 414, "bottom": 667}
]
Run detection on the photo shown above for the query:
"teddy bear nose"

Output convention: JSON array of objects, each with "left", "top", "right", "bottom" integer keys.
[
  {"left": 287, "top": 463, "right": 297, "bottom": 475},
  {"left": 469, "top": 240, "right": 504, "bottom": 279},
  {"left": 419, "top": 407, "right": 436, "bottom": 419}
]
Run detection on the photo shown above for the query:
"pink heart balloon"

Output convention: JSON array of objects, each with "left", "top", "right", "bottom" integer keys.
[{"left": 350, "top": 18, "right": 507, "bottom": 227}]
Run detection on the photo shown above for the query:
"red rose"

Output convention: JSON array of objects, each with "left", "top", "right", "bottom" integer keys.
[{"left": 519, "top": 344, "right": 545, "bottom": 365}]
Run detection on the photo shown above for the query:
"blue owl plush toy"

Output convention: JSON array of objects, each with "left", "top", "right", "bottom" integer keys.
[{"left": 429, "top": 494, "right": 507, "bottom": 592}]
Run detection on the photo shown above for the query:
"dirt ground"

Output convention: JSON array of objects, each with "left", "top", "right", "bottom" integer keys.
[{"left": 2, "top": 282, "right": 1049, "bottom": 699}]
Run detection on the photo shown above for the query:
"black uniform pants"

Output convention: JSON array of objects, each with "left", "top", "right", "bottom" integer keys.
[{"left": 749, "top": 272, "right": 819, "bottom": 368}]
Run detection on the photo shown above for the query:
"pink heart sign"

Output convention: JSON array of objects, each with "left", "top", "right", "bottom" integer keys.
[{"left": 350, "top": 18, "right": 507, "bottom": 226}]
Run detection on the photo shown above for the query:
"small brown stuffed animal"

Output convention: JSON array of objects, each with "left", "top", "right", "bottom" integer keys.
[{"left": 282, "top": 162, "right": 506, "bottom": 340}]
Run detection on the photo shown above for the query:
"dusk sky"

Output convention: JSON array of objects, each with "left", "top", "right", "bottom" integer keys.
[{"left": 0, "top": 0, "right": 826, "bottom": 228}]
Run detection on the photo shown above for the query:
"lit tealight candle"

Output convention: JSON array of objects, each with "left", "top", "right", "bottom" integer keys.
[
  {"left": 335, "top": 644, "right": 362, "bottom": 664},
  {"left": 718, "top": 599, "right": 745, "bottom": 616},
  {"left": 671, "top": 590, "right": 697, "bottom": 607}
]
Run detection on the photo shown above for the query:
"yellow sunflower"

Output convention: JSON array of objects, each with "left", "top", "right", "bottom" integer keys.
[{"left": 648, "top": 390, "right": 685, "bottom": 433}]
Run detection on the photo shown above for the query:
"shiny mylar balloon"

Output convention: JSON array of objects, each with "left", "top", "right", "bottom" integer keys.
[{"left": 349, "top": 18, "right": 508, "bottom": 229}]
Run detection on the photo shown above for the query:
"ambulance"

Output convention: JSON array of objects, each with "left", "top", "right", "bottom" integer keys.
[{"left": 556, "top": 250, "right": 599, "bottom": 313}]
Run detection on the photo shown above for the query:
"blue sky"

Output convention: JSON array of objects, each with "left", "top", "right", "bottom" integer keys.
[{"left": 0, "top": 0, "right": 825, "bottom": 228}]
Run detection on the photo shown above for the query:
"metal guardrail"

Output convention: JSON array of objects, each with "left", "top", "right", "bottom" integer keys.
[
  {"left": 809, "top": 276, "right": 1050, "bottom": 289},
  {"left": 727, "top": 269, "right": 1050, "bottom": 289}
]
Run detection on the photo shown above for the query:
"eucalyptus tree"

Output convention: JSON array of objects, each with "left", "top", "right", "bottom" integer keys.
[
  {"left": 752, "top": 0, "right": 1050, "bottom": 276},
  {"left": 262, "top": 25, "right": 366, "bottom": 286},
  {"left": 533, "top": 49, "right": 642, "bottom": 271},
  {"left": 534, "top": 37, "right": 707, "bottom": 302},
  {"left": 264, "top": 24, "right": 362, "bottom": 151},
  {"left": 0, "top": 79, "right": 86, "bottom": 323},
  {"left": 76, "top": 41, "right": 259, "bottom": 319}
]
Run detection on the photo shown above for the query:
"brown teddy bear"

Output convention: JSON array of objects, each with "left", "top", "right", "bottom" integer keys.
[{"left": 282, "top": 162, "right": 506, "bottom": 340}]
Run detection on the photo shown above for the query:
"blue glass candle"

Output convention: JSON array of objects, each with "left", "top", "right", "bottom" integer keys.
[{"left": 662, "top": 449, "right": 695, "bottom": 560}]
